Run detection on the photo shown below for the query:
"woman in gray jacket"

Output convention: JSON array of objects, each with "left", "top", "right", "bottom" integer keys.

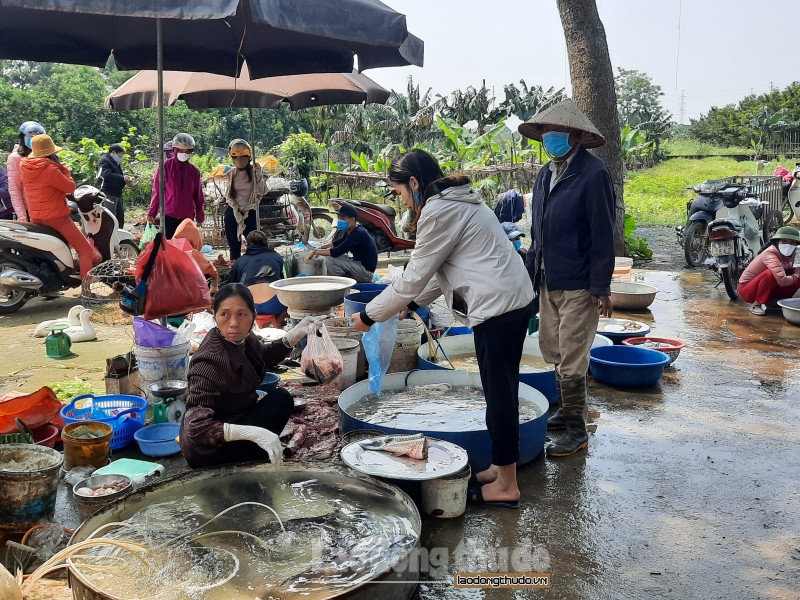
[{"left": 352, "top": 149, "right": 534, "bottom": 508}]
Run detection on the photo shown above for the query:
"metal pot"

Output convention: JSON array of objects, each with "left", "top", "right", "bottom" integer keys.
[
  {"left": 270, "top": 276, "right": 356, "bottom": 314},
  {"left": 778, "top": 298, "right": 800, "bottom": 325}
]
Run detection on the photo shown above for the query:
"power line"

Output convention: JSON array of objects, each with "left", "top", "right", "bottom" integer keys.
[
  {"left": 679, "top": 90, "right": 686, "bottom": 125},
  {"left": 675, "top": 0, "right": 682, "bottom": 89}
]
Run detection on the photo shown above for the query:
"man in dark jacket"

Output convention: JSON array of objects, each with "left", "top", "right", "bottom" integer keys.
[
  {"left": 307, "top": 204, "right": 378, "bottom": 283},
  {"left": 519, "top": 98, "right": 615, "bottom": 458},
  {"left": 96, "top": 143, "right": 131, "bottom": 228}
]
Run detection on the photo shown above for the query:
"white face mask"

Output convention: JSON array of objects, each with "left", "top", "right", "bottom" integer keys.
[
  {"left": 111, "top": 153, "right": 122, "bottom": 164},
  {"left": 778, "top": 243, "right": 796, "bottom": 257},
  {"left": 176, "top": 152, "right": 191, "bottom": 162}
]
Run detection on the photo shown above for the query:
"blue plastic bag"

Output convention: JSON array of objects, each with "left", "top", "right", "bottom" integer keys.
[{"left": 362, "top": 316, "right": 398, "bottom": 395}]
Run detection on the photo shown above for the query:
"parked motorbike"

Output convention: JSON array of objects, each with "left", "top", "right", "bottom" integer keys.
[
  {"left": 258, "top": 178, "right": 332, "bottom": 246},
  {"left": 703, "top": 184, "right": 782, "bottom": 300},
  {"left": 784, "top": 162, "right": 800, "bottom": 224},
  {"left": 0, "top": 185, "right": 139, "bottom": 314},
  {"left": 330, "top": 198, "right": 415, "bottom": 253}
]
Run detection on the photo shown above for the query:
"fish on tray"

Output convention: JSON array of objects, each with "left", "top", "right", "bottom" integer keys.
[{"left": 359, "top": 433, "right": 429, "bottom": 460}]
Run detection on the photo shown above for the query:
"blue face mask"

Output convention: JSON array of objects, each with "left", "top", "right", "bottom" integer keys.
[
  {"left": 542, "top": 131, "right": 573, "bottom": 158},
  {"left": 336, "top": 219, "right": 349, "bottom": 231},
  {"left": 513, "top": 240, "right": 522, "bottom": 251},
  {"left": 24, "top": 136, "right": 33, "bottom": 149}
]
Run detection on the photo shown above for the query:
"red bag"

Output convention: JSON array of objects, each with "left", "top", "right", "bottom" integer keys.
[
  {"left": 0, "top": 387, "right": 62, "bottom": 434},
  {"left": 135, "top": 237, "right": 211, "bottom": 319}
]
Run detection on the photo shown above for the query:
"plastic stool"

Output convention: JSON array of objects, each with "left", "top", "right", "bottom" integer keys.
[{"left": 256, "top": 312, "right": 288, "bottom": 329}]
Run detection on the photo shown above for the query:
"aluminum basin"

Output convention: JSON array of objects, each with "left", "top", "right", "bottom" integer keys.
[
  {"left": 270, "top": 276, "right": 356, "bottom": 313},
  {"left": 339, "top": 370, "right": 549, "bottom": 472},
  {"left": 778, "top": 298, "right": 800, "bottom": 326},
  {"left": 610, "top": 281, "right": 659, "bottom": 310}
]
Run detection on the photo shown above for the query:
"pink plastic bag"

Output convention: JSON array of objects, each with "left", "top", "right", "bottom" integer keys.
[{"left": 301, "top": 323, "right": 343, "bottom": 384}]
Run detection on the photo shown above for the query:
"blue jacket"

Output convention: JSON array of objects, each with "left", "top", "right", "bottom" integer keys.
[
  {"left": 331, "top": 225, "right": 378, "bottom": 273},
  {"left": 227, "top": 245, "right": 284, "bottom": 286},
  {"left": 525, "top": 146, "right": 615, "bottom": 297}
]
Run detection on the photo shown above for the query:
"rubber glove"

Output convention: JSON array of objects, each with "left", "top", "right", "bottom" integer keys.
[
  {"left": 283, "top": 315, "right": 326, "bottom": 346},
  {"left": 223, "top": 423, "right": 283, "bottom": 463}
]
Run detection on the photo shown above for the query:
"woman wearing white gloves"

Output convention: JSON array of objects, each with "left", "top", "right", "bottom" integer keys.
[{"left": 180, "top": 284, "right": 322, "bottom": 467}]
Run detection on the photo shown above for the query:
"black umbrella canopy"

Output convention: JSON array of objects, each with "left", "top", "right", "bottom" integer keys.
[{"left": 0, "top": 0, "right": 424, "bottom": 78}]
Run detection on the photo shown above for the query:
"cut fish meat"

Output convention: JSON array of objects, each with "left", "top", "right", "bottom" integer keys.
[{"left": 359, "top": 433, "right": 429, "bottom": 460}]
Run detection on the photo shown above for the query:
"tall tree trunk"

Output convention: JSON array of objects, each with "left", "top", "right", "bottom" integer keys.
[{"left": 556, "top": 0, "right": 626, "bottom": 256}]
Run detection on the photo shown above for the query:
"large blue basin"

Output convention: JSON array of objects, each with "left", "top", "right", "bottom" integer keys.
[
  {"left": 344, "top": 290, "right": 430, "bottom": 325},
  {"left": 338, "top": 370, "right": 548, "bottom": 472},
  {"left": 417, "top": 333, "right": 612, "bottom": 405},
  {"left": 589, "top": 345, "right": 669, "bottom": 388}
]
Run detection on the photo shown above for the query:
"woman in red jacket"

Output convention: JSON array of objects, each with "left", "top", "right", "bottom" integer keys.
[
  {"left": 20, "top": 134, "right": 99, "bottom": 279},
  {"left": 738, "top": 226, "right": 800, "bottom": 315}
]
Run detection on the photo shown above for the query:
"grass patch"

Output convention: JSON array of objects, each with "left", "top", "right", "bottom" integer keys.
[
  {"left": 623, "top": 157, "right": 798, "bottom": 227},
  {"left": 663, "top": 138, "right": 750, "bottom": 157}
]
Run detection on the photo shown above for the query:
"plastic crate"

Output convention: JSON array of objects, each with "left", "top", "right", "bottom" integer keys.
[{"left": 59, "top": 394, "right": 148, "bottom": 450}]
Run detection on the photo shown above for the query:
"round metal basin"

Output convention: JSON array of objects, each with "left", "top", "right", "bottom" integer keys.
[
  {"left": 270, "top": 276, "right": 356, "bottom": 314},
  {"left": 777, "top": 298, "right": 800, "bottom": 326},
  {"left": 610, "top": 282, "right": 659, "bottom": 311},
  {"left": 339, "top": 370, "right": 548, "bottom": 472},
  {"left": 69, "top": 462, "right": 420, "bottom": 600},
  {"left": 416, "top": 333, "right": 612, "bottom": 405}
]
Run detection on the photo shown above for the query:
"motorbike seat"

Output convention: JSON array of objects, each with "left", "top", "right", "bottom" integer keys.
[
  {"left": 4, "top": 221, "right": 69, "bottom": 245},
  {"left": 365, "top": 203, "right": 397, "bottom": 218},
  {"left": 708, "top": 218, "right": 743, "bottom": 231}
]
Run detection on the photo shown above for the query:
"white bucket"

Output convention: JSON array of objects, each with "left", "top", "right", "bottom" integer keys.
[
  {"left": 133, "top": 342, "right": 190, "bottom": 401},
  {"left": 331, "top": 338, "right": 360, "bottom": 391},
  {"left": 388, "top": 319, "right": 424, "bottom": 373},
  {"left": 420, "top": 464, "right": 471, "bottom": 518},
  {"left": 325, "top": 317, "right": 366, "bottom": 378},
  {"left": 612, "top": 257, "right": 633, "bottom": 282}
]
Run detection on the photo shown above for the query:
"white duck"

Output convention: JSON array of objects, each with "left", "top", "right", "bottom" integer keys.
[
  {"left": 33, "top": 305, "right": 85, "bottom": 337},
  {"left": 64, "top": 309, "right": 97, "bottom": 343}
]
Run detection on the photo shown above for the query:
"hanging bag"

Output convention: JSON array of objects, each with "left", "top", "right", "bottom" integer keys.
[{"left": 119, "top": 232, "right": 162, "bottom": 316}]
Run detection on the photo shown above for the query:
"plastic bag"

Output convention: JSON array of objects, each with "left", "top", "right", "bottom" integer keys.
[
  {"left": 301, "top": 323, "right": 343, "bottom": 384},
  {"left": 174, "top": 320, "right": 196, "bottom": 346},
  {"left": 377, "top": 264, "right": 404, "bottom": 285},
  {"left": 0, "top": 387, "right": 62, "bottom": 434},
  {"left": 139, "top": 222, "right": 157, "bottom": 250},
  {"left": 362, "top": 316, "right": 398, "bottom": 395},
  {"left": 133, "top": 317, "right": 176, "bottom": 347},
  {"left": 135, "top": 237, "right": 212, "bottom": 319}
]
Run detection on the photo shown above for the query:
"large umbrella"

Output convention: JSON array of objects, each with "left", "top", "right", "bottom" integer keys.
[
  {"left": 0, "top": 0, "right": 423, "bottom": 231},
  {"left": 105, "top": 66, "right": 390, "bottom": 111}
]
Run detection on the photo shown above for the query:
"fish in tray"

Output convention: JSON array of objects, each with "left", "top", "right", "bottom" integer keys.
[{"left": 359, "top": 433, "right": 429, "bottom": 460}]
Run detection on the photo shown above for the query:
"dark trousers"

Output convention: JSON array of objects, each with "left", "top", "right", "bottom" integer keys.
[
  {"left": 224, "top": 206, "right": 257, "bottom": 260},
  {"left": 102, "top": 195, "right": 124, "bottom": 229},
  {"left": 473, "top": 302, "right": 533, "bottom": 466},
  {"left": 164, "top": 215, "right": 183, "bottom": 240}
]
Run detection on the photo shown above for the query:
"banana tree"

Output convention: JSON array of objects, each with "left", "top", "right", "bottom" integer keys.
[{"left": 437, "top": 115, "right": 509, "bottom": 170}]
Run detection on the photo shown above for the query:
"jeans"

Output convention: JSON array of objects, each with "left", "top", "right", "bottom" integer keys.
[{"left": 224, "top": 206, "right": 257, "bottom": 260}]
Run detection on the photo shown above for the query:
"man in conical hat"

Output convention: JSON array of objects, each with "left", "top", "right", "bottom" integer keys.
[{"left": 518, "top": 98, "right": 615, "bottom": 458}]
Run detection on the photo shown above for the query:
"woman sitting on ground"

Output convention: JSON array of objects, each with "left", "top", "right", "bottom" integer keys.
[
  {"left": 226, "top": 230, "right": 287, "bottom": 315},
  {"left": 738, "top": 226, "right": 800, "bottom": 315},
  {"left": 180, "top": 284, "right": 322, "bottom": 468}
]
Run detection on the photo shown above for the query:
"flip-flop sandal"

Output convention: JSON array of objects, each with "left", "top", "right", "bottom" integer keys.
[{"left": 467, "top": 486, "right": 520, "bottom": 510}]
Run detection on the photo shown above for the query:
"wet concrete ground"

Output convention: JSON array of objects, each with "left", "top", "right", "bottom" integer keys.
[{"left": 4, "top": 266, "right": 800, "bottom": 599}]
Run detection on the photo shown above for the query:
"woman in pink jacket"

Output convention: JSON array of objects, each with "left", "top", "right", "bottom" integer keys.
[
  {"left": 738, "top": 226, "right": 800, "bottom": 315},
  {"left": 6, "top": 121, "right": 46, "bottom": 221}
]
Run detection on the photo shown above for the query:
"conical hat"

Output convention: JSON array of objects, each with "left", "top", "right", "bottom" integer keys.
[{"left": 518, "top": 98, "right": 606, "bottom": 148}]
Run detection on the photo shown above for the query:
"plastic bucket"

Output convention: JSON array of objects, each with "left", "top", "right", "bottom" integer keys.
[
  {"left": 331, "top": 338, "right": 360, "bottom": 391},
  {"left": 612, "top": 257, "right": 633, "bottom": 282},
  {"left": 420, "top": 464, "right": 471, "bottom": 518},
  {"left": 343, "top": 291, "right": 382, "bottom": 317},
  {"left": 325, "top": 317, "right": 367, "bottom": 379},
  {"left": 0, "top": 444, "right": 63, "bottom": 532},
  {"left": 388, "top": 320, "right": 424, "bottom": 373},
  {"left": 352, "top": 283, "right": 388, "bottom": 293},
  {"left": 133, "top": 342, "right": 190, "bottom": 401},
  {"left": 62, "top": 422, "right": 113, "bottom": 470}
]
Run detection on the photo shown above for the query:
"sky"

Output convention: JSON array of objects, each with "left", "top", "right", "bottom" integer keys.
[{"left": 370, "top": 0, "right": 799, "bottom": 123}]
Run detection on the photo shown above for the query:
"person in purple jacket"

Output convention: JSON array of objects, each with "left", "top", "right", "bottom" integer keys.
[
  {"left": 148, "top": 133, "right": 205, "bottom": 239},
  {"left": 0, "top": 166, "right": 12, "bottom": 219}
]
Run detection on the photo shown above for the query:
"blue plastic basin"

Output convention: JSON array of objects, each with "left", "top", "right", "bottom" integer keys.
[
  {"left": 259, "top": 372, "right": 281, "bottom": 392},
  {"left": 589, "top": 345, "right": 670, "bottom": 388},
  {"left": 352, "top": 283, "right": 388, "bottom": 293},
  {"left": 344, "top": 290, "right": 430, "bottom": 326},
  {"left": 133, "top": 423, "right": 181, "bottom": 457}
]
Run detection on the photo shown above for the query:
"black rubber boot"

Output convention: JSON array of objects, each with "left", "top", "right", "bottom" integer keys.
[
  {"left": 546, "top": 376, "right": 588, "bottom": 458},
  {"left": 546, "top": 370, "right": 565, "bottom": 430}
]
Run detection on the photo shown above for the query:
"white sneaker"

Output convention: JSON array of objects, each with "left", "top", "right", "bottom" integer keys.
[{"left": 749, "top": 304, "right": 767, "bottom": 316}]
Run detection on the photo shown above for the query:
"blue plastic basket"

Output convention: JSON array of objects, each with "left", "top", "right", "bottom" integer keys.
[
  {"left": 133, "top": 423, "right": 181, "bottom": 457},
  {"left": 60, "top": 394, "right": 148, "bottom": 450},
  {"left": 589, "top": 345, "right": 670, "bottom": 388}
]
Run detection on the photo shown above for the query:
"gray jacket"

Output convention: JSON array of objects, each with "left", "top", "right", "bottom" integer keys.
[{"left": 366, "top": 184, "right": 534, "bottom": 328}]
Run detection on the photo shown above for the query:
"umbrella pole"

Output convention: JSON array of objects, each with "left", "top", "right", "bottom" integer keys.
[
  {"left": 250, "top": 107, "right": 261, "bottom": 233},
  {"left": 157, "top": 18, "right": 166, "bottom": 235}
]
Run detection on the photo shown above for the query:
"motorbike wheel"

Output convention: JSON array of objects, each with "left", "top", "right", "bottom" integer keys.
[
  {"left": 721, "top": 259, "right": 740, "bottom": 301},
  {"left": 114, "top": 239, "right": 141, "bottom": 262},
  {"left": 781, "top": 198, "right": 794, "bottom": 225},
  {"left": 0, "top": 256, "right": 31, "bottom": 314},
  {"left": 683, "top": 221, "right": 708, "bottom": 267},
  {"left": 763, "top": 209, "right": 784, "bottom": 243},
  {"left": 302, "top": 212, "right": 333, "bottom": 245}
]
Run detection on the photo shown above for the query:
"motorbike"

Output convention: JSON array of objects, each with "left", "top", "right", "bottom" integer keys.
[
  {"left": 0, "top": 185, "right": 139, "bottom": 314},
  {"left": 258, "top": 178, "right": 332, "bottom": 246},
  {"left": 330, "top": 198, "right": 415, "bottom": 253},
  {"left": 702, "top": 184, "right": 782, "bottom": 300},
  {"left": 784, "top": 162, "right": 800, "bottom": 224}
]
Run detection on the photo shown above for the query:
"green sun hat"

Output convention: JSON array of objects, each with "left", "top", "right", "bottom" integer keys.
[{"left": 771, "top": 226, "right": 800, "bottom": 243}]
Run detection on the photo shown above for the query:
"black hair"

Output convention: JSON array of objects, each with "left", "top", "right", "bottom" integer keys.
[
  {"left": 16, "top": 134, "right": 31, "bottom": 157},
  {"left": 109, "top": 143, "right": 125, "bottom": 154},
  {"left": 212, "top": 283, "right": 256, "bottom": 318},
  {"left": 245, "top": 230, "right": 269, "bottom": 246},
  {"left": 388, "top": 149, "right": 445, "bottom": 201}
]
